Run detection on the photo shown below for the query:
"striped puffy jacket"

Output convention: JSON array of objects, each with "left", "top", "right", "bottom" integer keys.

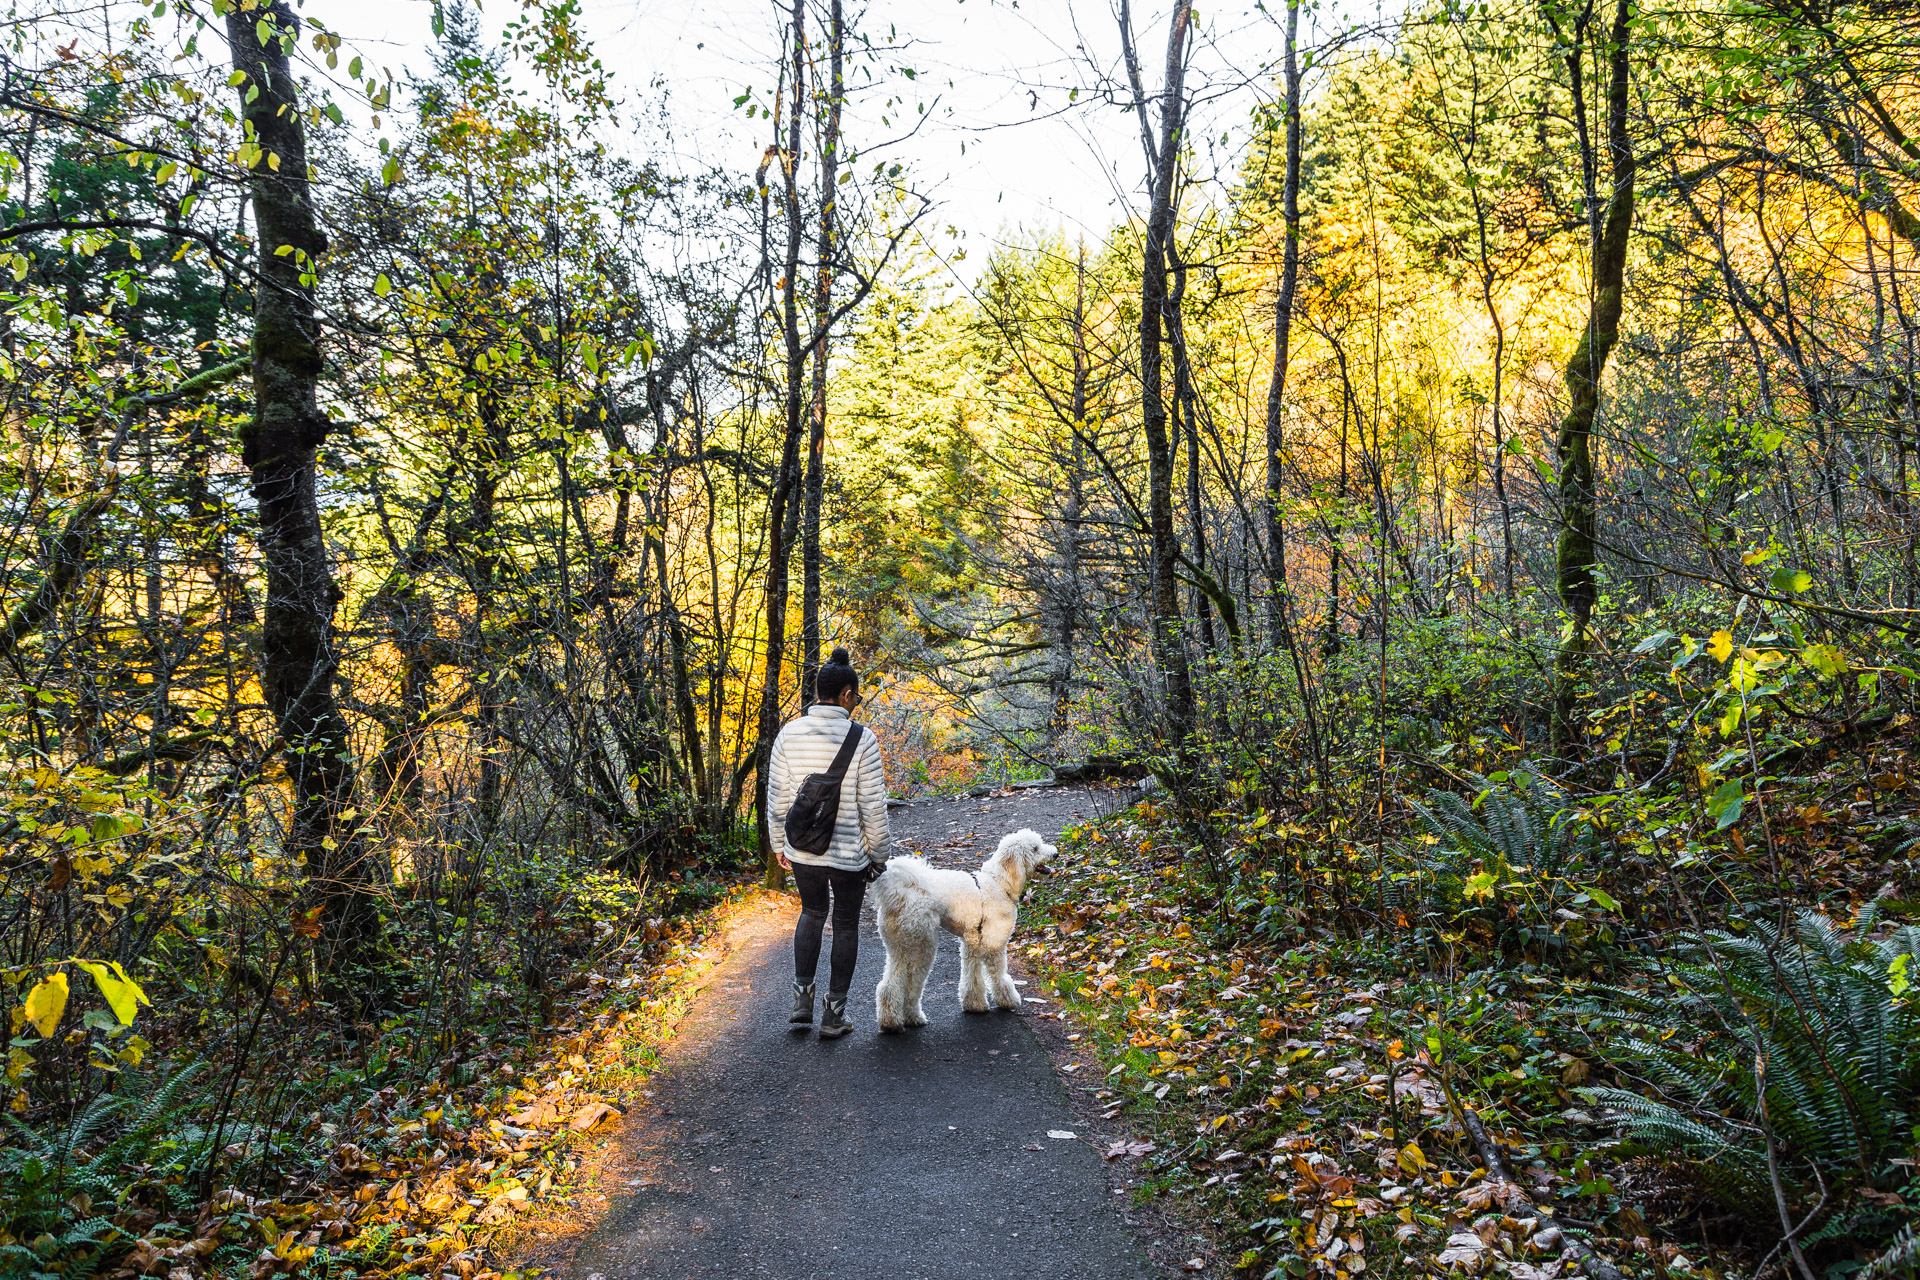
[{"left": 766, "top": 704, "right": 890, "bottom": 871}]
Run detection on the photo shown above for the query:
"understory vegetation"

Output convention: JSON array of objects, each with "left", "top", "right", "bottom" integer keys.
[{"left": 1026, "top": 680, "right": 1920, "bottom": 1280}]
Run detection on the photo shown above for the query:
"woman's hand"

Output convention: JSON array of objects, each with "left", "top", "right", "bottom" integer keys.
[{"left": 777, "top": 850, "right": 791, "bottom": 870}]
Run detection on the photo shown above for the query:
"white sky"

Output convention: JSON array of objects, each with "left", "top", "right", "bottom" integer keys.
[{"left": 314, "top": 0, "right": 1388, "bottom": 267}]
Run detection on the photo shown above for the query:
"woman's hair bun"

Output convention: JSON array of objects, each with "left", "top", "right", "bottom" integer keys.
[{"left": 828, "top": 647, "right": 852, "bottom": 666}]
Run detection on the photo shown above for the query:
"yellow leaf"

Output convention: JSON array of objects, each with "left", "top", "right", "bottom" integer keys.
[
  {"left": 1396, "top": 1141, "right": 1428, "bottom": 1175},
  {"left": 1801, "top": 643, "right": 1847, "bottom": 678},
  {"left": 73, "top": 959, "right": 148, "bottom": 1026},
  {"left": 1707, "top": 630, "right": 1733, "bottom": 663},
  {"left": 24, "top": 972, "right": 68, "bottom": 1038}
]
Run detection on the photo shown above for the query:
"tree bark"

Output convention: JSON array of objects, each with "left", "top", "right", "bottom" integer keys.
[
  {"left": 753, "top": 2, "right": 810, "bottom": 888},
  {"left": 1050, "top": 244, "right": 1092, "bottom": 735},
  {"left": 1263, "top": 0, "right": 1302, "bottom": 650},
  {"left": 800, "top": 0, "right": 845, "bottom": 709},
  {"left": 1125, "top": 0, "right": 1196, "bottom": 742},
  {"left": 1548, "top": 0, "right": 1635, "bottom": 759},
  {"left": 227, "top": 0, "right": 378, "bottom": 970}
]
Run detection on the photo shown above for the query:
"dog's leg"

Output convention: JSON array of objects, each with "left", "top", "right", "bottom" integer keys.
[
  {"left": 875, "top": 941, "right": 903, "bottom": 1033},
  {"left": 958, "top": 940, "right": 991, "bottom": 1013},
  {"left": 988, "top": 946, "right": 1022, "bottom": 1010},
  {"left": 899, "top": 929, "right": 935, "bottom": 1027}
]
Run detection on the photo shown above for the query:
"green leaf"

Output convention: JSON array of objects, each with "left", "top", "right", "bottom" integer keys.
[
  {"left": 1463, "top": 871, "right": 1497, "bottom": 901},
  {"left": 1769, "top": 565, "right": 1813, "bottom": 595},
  {"left": 1707, "top": 779, "right": 1745, "bottom": 829},
  {"left": 1583, "top": 885, "right": 1622, "bottom": 914},
  {"left": 374, "top": 273, "right": 392, "bottom": 297}
]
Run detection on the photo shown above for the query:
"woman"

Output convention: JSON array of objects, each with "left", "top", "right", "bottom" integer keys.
[{"left": 766, "top": 647, "right": 890, "bottom": 1038}]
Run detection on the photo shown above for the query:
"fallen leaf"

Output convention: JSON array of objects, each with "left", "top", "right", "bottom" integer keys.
[
  {"left": 1438, "top": 1231, "right": 1488, "bottom": 1266},
  {"left": 1047, "top": 1129, "right": 1077, "bottom": 1140},
  {"left": 570, "top": 1102, "right": 617, "bottom": 1132},
  {"left": 1182, "top": 1260, "right": 1205, "bottom": 1272},
  {"left": 508, "top": 1100, "right": 559, "bottom": 1127}
]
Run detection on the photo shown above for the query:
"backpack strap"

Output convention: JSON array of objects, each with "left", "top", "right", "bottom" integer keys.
[{"left": 822, "top": 722, "right": 863, "bottom": 782}]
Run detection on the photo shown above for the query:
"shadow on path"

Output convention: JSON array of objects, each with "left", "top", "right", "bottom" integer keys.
[{"left": 555, "top": 788, "right": 1152, "bottom": 1280}]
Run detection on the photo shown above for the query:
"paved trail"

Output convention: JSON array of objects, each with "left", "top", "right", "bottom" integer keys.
[{"left": 557, "top": 787, "right": 1155, "bottom": 1280}]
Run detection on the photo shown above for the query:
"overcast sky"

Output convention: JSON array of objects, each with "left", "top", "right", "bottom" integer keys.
[{"left": 313, "top": 0, "right": 1388, "bottom": 267}]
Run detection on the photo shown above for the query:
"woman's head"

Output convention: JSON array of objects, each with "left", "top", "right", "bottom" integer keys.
[{"left": 815, "top": 647, "right": 859, "bottom": 707}]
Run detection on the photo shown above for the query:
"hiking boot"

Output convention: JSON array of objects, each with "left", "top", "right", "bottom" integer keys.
[
  {"left": 789, "top": 981, "right": 815, "bottom": 1029},
  {"left": 818, "top": 993, "right": 852, "bottom": 1039}
]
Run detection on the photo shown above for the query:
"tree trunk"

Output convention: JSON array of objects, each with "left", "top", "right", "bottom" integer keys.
[
  {"left": 1051, "top": 245, "right": 1092, "bottom": 735},
  {"left": 1264, "top": 0, "right": 1302, "bottom": 650},
  {"left": 1549, "top": 0, "right": 1635, "bottom": 759},
  {"left": 800, "top": 0, "right": 844, "bottom": 708},
  {"left": 464, "top": 376, "right": 510, "bottom": 822},
  {"left": 1170, "top": 285, "right": 1214, "bottom": 655},
  {"left": 1127, "top": 0, "right": 1196, "bottom": 742},
  {"left": 227, "top": 0, "right": 378, "bottom": 970},
  {"left": 753, "top": 2, "right": 810, "bottom": 889}
]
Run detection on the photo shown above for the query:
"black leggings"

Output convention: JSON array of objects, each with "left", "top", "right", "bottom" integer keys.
[{"left": 791, "top": 862, "right": 867, "bottom": 995}]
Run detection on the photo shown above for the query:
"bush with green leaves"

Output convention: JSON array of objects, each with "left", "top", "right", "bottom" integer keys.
[
  {"left": 1399, "top": 771, "right": 1616, "bottom": 960},
  {"left": 1579, "top": 909, "right": 1920, "bottom": 1254}
]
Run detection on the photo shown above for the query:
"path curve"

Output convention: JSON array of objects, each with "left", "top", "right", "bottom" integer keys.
[{"left": 552, "top": 786, "right": 1153, "bottom": 1280}]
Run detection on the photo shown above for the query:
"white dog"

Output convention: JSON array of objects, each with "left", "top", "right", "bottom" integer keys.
[{"left": 871, "top": 828, "right": 1057, "bottom": 1032}]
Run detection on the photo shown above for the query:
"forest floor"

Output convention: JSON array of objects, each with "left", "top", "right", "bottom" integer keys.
[{"left": 510, "top": 785, "right": 1215, "bottom": 1280}]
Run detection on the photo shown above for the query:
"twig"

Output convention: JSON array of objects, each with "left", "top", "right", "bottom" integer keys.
[{"left": 1453, "top": 1103, "right": 1626, "bottom": 1280}]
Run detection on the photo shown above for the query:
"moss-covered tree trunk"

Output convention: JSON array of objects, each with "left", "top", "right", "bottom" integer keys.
[
  {"left": 1549, "top": 0, "right": 1635, "bottom": 759},
  {"left": 227, "top": 0, "right": 378, "bottom": 970}
]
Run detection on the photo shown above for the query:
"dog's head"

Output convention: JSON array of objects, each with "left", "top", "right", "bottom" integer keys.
[{"left": 992, "top": 828, "right": 1058, "bottom": 894}]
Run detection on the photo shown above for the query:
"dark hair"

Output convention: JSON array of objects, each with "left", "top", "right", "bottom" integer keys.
[{"left": 816, "top": 647, "right": 858, "bottom": 703}]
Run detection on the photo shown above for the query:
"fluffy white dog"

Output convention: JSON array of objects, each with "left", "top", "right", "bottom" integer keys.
[{"left": 871, "top": 828, "right": 1057, "bottom": 1032}]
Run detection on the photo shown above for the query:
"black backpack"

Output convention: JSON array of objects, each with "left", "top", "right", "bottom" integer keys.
[{"left": 782, "top": 723, "right": 864, "bottom": 855}]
